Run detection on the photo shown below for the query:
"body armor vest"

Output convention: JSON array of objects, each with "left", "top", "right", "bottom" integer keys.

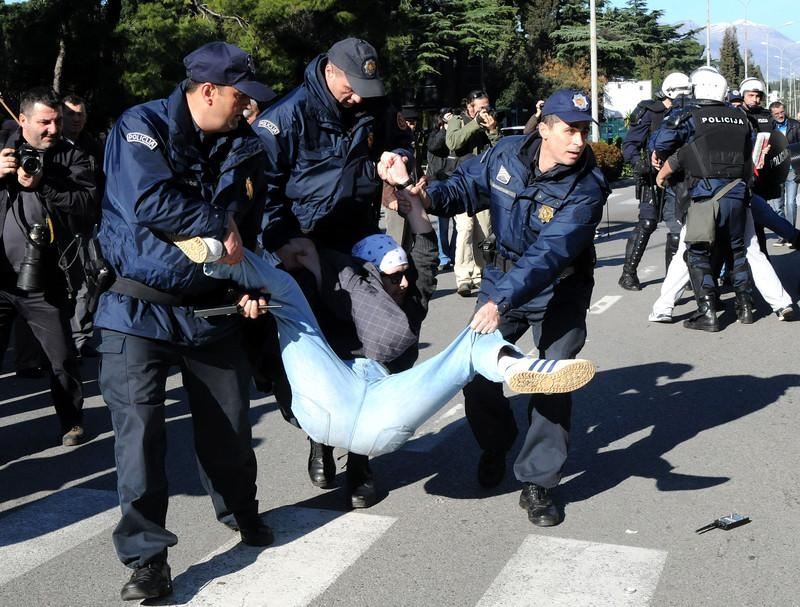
[
  {"left": 745, "top": 107, "right": 772, "bottom": 133},
  {"left": 678, "top": 104, "right": 751, "bottom": 180}
]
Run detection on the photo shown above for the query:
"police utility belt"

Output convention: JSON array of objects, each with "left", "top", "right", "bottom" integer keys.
[
  {"left": 108, "top": 276, "right": 234, "bottom": 309},
  {"left": 489, "top": 251, "right": 576, "bottom": 280}
]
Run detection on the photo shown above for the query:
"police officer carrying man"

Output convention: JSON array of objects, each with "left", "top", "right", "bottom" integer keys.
[
  {"left": 619, "top": 72, "right": 691, "bottom": 290},
  {"left": 254, "top": 38, "right": 413, "bottom": 509},
  {"left": 382, "top": 90, "right": 609, "bottom": 526},
  {"left": 95, "top": 42, "right": 276, "bottom": 601},
  {"left": 654, "top": 67, "right": 755, "bottom": 332}
]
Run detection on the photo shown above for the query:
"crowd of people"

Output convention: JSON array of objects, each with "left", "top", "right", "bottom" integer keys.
[{"left": 1, "top": 35, "right": 797, "bottom": 603}]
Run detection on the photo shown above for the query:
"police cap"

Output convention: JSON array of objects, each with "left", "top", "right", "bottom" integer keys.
[
  {"left": 540, "top": 90, "right": 597, "bottom": 124},
  {"left": 327, "top": 38, "right": 385, "bottom": 99},
  {"left": 184, "top": 42, "right": 276, "bottom": 103}
]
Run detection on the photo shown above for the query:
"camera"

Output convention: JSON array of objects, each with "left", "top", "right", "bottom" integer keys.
[
  {"left": 16, "top": 143, "right": 43, "bottom": 176},
  {"left": 17, "top": 223, "right": 49, "bottom": 291}
]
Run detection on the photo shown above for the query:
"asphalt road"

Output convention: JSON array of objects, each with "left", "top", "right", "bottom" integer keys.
[{"left": 1, "top": 183, "right": 799, "bottom": 607}]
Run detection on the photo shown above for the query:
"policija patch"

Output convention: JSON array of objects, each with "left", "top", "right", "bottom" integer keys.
[
  {"left": 126, "top": 132, "right": 158, "bottom": 150},
  {"left": 257, "top": 119, "right": 280, "bottom": 135},
  {"left": 538, "top": 205, "right": 555, "bottom": 223}
]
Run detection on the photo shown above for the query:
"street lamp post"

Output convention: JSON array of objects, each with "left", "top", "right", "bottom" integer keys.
[{"left": 737, "top": 0, "right": 752, "bottom": 79}]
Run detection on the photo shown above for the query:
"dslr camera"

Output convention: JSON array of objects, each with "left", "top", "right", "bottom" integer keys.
[{"left": 16, "top": 143, "right": 43, "bottom": 176}]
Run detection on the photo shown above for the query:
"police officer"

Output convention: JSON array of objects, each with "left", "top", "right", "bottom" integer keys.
[
  {"left": 740, "top": 77, "right": 772, "bottom": 132},
  {"left": 654, "top": 67, "right": 755, "bottom": 332},
  {"left": 254, "top": 38, "right": 413, "bottom": 509},
  {"left": 95, "top": 42, "right": 276, "bottom": 601},
  {"left": 383, "top": 90, "right": 609, "bottom": 526},
  {"left": 619, "top": 73, "right": 690, "bottom": 290}
]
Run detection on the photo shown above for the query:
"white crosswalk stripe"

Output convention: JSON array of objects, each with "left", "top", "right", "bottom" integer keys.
[
  {"left": 0, "top": 488, "right": 119, "bottom": 586},
  {"left": 159, "top": 506, "right": 395, "bottom": 606},
  {"left": 476, "top": 535, "right": 667, "bottom": 607}
]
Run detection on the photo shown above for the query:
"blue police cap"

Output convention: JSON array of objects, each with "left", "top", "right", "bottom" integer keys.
[
  {"left": 541, "top": 89, "right": 597, "bottom": 124},
  {"left": 184, "top": 42, "right": 276, "bottom": 103},
  {"left": 327, "top": 38, "right": 385, "bottom": 98}
]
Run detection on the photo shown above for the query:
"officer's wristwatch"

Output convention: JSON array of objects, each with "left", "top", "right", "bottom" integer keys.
[{"left": 395, "top": 178, "right": 414, "bottom": 190}]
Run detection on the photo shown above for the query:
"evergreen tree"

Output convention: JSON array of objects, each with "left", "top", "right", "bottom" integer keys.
[{"left": 719, "top": 26, "right": 744, "bottom": 88}]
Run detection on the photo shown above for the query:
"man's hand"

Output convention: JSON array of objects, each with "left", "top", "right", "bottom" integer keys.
[
  {"left": 276, "top": 237, "right": 316, "bottom": 271},
  {"left": 477, "top": 109, "right": 497, "bottom": 132},
  {"left": 219, "top": 215, "right": 244, "bottom": 265},
  {"left": 17, "top": 166, "right": 43, "bottom": 190},
  {"left": 237, "top": 291, "right": 269, "bottom": 319},
  {"left": 650, "top": 151, "right": 663, "bottom": 170},
  {"left": 395, "top": 178, "right": 428, "bottom": 214},
  {"left": 0, "top": 148, "right": 17, "bottom": 179},
  {"left": 535, "top": 99, "right": 545, "bottom": 117},
  {"left": 470, "top": 301, "right": 500, "bottom": 334},
  {"left": 377, "top": 151, "right": 410, "bottom": 186}
]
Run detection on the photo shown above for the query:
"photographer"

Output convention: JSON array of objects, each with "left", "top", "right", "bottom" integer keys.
[
  {"left": 445, "top": 90, "right": 498, "bottom": 296},
  {"left": 0, "top": 87, "right": 97, "bottom": 446}
]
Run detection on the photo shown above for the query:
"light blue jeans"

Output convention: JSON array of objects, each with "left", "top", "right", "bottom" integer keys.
[
  {"left": 784, "top": 172, "right": 798, "bottom": 228},
  {"left": 206, "top": 250, "right": 520, "bottom": 456}
]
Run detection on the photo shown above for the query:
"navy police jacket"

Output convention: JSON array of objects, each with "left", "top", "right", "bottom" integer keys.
[
  {"left": 255, "top": 55, "right": 413, "bottom": 252},
  {"left": 427, "top": 134, "right": 609, "bottom": 313},
  {"left": 95, "top": 82, "right": 268, "bottom": 345}
]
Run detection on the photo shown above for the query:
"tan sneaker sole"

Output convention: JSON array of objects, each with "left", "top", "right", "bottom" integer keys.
[
  {"left": 172, "top": 236, "right": 211, "bottom": 263},
  {"left": 507, "top": 359, "right": 596, "bottom": 394}
]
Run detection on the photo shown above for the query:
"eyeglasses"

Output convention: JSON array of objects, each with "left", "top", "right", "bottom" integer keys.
[{"left": 381, "top": 270, "right": 406, "bottom": 285}]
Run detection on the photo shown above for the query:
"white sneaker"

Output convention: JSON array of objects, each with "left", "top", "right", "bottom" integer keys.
[
  {"left": 171, "top": 236, "right": 225, "bottom": 263},
  {"left": 648, "top": 311, "right": 673, "bottom": 323},
  {"left": 504, "top": 357, "right": 596, "bottom": 394}
]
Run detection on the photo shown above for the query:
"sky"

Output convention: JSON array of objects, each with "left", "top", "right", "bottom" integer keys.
[{"left": 610, "top": 0, "right": 800, "bottom": 44}]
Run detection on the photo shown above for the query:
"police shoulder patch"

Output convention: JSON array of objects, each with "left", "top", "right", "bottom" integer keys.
[
  {"left": 126, "top": 132, "right": 158, "bottom": 150},
  {"left": 496, "top": 165, "right": 511, "bottom": 184},
  {"left": 257, "top": 119, "right": 280, "bottom": 135}
]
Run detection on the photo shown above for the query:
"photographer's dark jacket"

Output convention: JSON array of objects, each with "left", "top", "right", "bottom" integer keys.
[
  {"left": 426, "top": 134, "right": 609, "bottom": 314},
  {"left": 255, "top": 55, "right": 413, "bottom": 253},
  {"left": 95, "top": 82, "right": 267, "bottom": 345},
  {"left": 0, "top": 129, "right": 96, "bottom": 295}
]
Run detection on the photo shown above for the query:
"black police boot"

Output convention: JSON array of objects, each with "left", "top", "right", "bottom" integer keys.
[
  {"left": 308, "top": 438, "right": 336, "bottom": 488},
  {"left": 239, "top": 520, "right": 275, "bottom": 547},
  {"left": 477, "top": 449, "right": 507, "bottom": 488},
  {"left": 519, "top": 483, "right": 561, "bottom": 527},
  {"left": 735, "top": 291, "right": 755, "bottom": 324},
  {"left": 618, "top": 226, "right": 650, "bottom": 291},
  {"left": 120, "top": 560, "right": 172, "bottom": 601},
  {"left": 683, "top": 296, "right": 719, "bottom": 332},
  {"left": 665, "top": 232, "right": 681, "bottom": 273},
  {"left": 346, "top": 452, "right": 376, "bottom": 509}
]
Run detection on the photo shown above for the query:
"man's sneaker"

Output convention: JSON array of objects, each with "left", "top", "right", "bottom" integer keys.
[
  {"left": 62, "top": 425, "right": 85, "bottom": 447},
  {"left": 456, "top": 283, "right": 472, "bottom": 297},
  {"left": 519, "top": 483, "right": 561, "bottom": 527},
  {"left": 648, "top": 311, "right": 673, "bottom": 323},
  {"left": 772, "top": 238, "right": 789, "bottom": 247},
  {"left": 120, "top": 560, "right": 172, "bottom": 601},
  {"left": 504, "top": 357, "right": 595, "bottom": 394},
  {"left": 777, "top": 306, "right": 795, "bottom": 321},
  {"left": 171, "top": 236, "right": 225, "bottom": 263}
]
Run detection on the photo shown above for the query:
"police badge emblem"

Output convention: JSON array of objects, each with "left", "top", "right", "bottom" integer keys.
[
  {"left": 572, "top": 93, "right": 589, "bottom": 111},
  {"left": 245, "top": 177, "right": 254, "bottom": 201},
  {"left": 538, "top": 205, "right": 555, "bottom": 223},
  {"left": 362, "top": 59, "right": 377, "bottom": 78}
]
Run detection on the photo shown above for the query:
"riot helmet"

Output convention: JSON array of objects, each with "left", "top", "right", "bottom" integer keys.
[
  {"left": 661, "top": 72, "right": 692, "bottom": 99},
  {"left": 739, "top": 77, "right": 766, "bottom": 108},
  {"left": 690, "top": 67, "right": 727, "bottom": 102}
]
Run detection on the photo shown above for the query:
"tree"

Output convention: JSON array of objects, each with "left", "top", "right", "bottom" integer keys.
[{"left": 719, "top": 26, "right": 744, "bottom": 87}]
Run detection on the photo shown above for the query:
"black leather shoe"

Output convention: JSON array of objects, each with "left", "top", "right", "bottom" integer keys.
[
  {"left": 239, "top": 521, "right": 275, "bottom": 547},
  {"left": 519, "top": 483, "right": 561, "bottom": 527},
  {"left": 308, "top": 438, "right": 336, "bottom": 488},
  {"left": 346, "top": 452, "right": 376, "bottom": 509},
  {"left": 618, "top": 271, "right": 641, "bottom": 291},
  {"left": 457, "top": 283, "right": 472, "bottom": 297},
  {"left": 120, "top": 560, "right": 172, "bottom": 601},
  {"left": 477, "top": 449, "right": 506, "bottom": 488}
]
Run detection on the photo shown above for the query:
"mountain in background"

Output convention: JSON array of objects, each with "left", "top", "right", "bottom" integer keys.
[{"left": 680, "top": 19, "right": 800, "bottom": 85}]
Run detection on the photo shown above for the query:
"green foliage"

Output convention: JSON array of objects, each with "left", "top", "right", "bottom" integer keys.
[{"left": 590, "top": 140, "right": 623, "bottom": 181}]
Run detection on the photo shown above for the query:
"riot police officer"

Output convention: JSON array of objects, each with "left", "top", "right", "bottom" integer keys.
[
  {"left": 740, "top": 78, "right": 771, "bottom": 132},
  {"left": 619, "top": 72, "right": 691, "bottom": 290},
  {"left": 654, "top": 67, "right": 755, "bottom": 332}
]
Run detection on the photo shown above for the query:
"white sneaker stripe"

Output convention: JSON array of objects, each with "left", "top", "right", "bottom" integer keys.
[{"left": 476, "top": 535, "right": 667, "bottom": 606}]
